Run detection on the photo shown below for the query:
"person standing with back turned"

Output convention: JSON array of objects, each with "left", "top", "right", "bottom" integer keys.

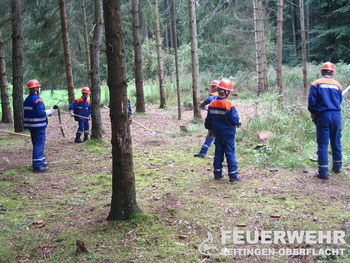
[
  {"left": 308, "top": 62, "right": 343, "bottom": 179},
  {"left": 205, "top": 79, "right": 241, "bottom": 182}
]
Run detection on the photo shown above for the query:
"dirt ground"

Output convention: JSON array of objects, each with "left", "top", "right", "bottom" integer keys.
[{"left": 0, "top": 102, "right": 349, "bottom": 263}]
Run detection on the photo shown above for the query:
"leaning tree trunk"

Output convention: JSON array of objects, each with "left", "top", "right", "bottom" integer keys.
[
  {"left": 299, "top": 0, "right": 307, "bottom": 100},
  {"left": 172, "top": 0, "right": 181, "bottom": 120},
  {"left": 188, "top": 0, "right": 201, "bottom": 119},
  {"left": 11, "top": 0, "right": 23, "bottom": 132},
  {"left": 131, "top": 0, "right": 145, "bottom": 113},
  {"left": 154, "top": 0, "right": 166, "bottom": 109},
  {"left": 276, "top": 0, "right": 284, "bottom": 102},
  {"left": 82, "top": 0, "right": 92, "bottom": 88},
  {"left": 103, "top": 0, "right": 140, "bottom": 221},
  {"left": 59, "top": 0, "right": 75, "bottom": 104},
  {"left": 91, "top": 0, "right": 103, "bottom": 140},
  {"left": 0, "top": 29, "right": 12, "bottom": 123},
  {"left": 253, "top": 0, "right": 268, "bottom": 95}
]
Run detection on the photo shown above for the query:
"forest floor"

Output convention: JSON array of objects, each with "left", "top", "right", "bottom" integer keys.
[{"left": 0, "top": 101, "right": 349, "bottom": 263}]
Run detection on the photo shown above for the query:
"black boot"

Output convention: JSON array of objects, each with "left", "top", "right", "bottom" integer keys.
[
  {"left": 75, "top": 134, "right": 83, "bottom": 143},
  {"left": 84, "top": 132, "right": 89, "bottom": 141}
]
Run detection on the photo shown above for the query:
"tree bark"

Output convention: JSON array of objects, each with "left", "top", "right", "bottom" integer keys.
[
  {"left": 82, "top": 0, "right": 92, "bottom": 88},
  {"left": 291, "top": 0, "right": 298, "bottom": 57},
  {"left": 11, "top": 0, "right": 23, "bottom": 132},
  {"left": 188, "top": 0, "right": 201, "bottom": 119},
  {"left": 253, "top": 0, "right": 268, "bottom": 95},
  {"left": 59, "top": 0, "right": 75, "bottom": 104},
  {"left": 163, "top": 0, "right": 169, "bottom": 53},
  {"left": 0, "top": 29, "right": 12, "bottom": 123},
  {"left": 154, "top": 0, "right": 166, "bottom": 109},
  {"left": 132, "top": 0, "right": 145, "bottom": 112},
  {"left": 91, "top": 0, "right": 103, "bottom": 140},
  {"left": 103, "top": 0, "right": 140, "bottom": 221},
  {"left": 172, "top": 0, "right": 181, "bottom": 120},
  {"left": 276, "top": 0, "right": 284, "bottom": 102},
  {"left": 299, "top": 0, "right": 307, "bottom": 100}
]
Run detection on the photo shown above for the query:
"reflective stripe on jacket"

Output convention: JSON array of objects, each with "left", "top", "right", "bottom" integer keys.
[
  {"left": 308, "top": 76, "right": 342, "bottom": 113},
  {"left": 69, "top": 97, "right": 91, "bottom": 119},
  {"left": 205, "top": 97, "right": 240, "bottom": 138},
  {"left": 23, "top": 94, "right": 47, "bottom": 129}
]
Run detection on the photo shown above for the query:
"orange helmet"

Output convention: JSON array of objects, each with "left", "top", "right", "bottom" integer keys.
[
  {"left": 27, "top": 79, "right": 41, "bottom": 88},
  {"left": 81, "top": 87, "right": 91, "bottom": 94},
  {"left": 209, "top": 80, "right": 220, "bottom": 88},
  {"left": 321, "top": 62, "right": 335, "bottom": 72},
  {"left": 217, "top": 79, "right": 233, "bottom": 91}
]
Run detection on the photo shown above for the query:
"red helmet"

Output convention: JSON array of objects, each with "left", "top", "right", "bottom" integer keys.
[
  {"left": 217, "top": 79, "right": 233, "bottom": 91},
  {"left": 27, "top": 79, "right": 41, "bottom": 88},
  {"left": 81, "top": 87, "right": 91, "bottom": 94},
  {"left": 321, "top": 62, "right": 335, "bottom": 72},
  {"left": 209, "top": 80, "right": 220, "bottom": 88}
]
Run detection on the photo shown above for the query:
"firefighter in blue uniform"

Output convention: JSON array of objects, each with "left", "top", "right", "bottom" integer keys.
[
  {"left": 23, "top": 79, "right": 56, "bottom": 172},
  {"left": 69, "top": 87, "right": 91, "bottom": 143},
  {"left": 194, "top": 80, "right": 219, "bottom": 158},
  {"left": 308, "top": 62, "right": 343, "bottom": 179},
  {"left": 205, "top": 79, "right": 241, "bottom": 182},
  {"left": 108, "top": 97, "right": 132, "bottom": 121}
]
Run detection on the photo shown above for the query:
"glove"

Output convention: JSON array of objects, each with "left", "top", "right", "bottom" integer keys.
[
  {"left": 53, "top": 105, "right": 59, "bottom": 109},
  {"left": 45, "top": 108, "right": 56, "bottom": 116},
  {"left": 70, "top": 110, "right": 74, "bottom": 117},
  {"left": 236, "top": 122, "right": 241, "bottom": 128},
  {"left": 200, "top": 102, "right": 207, "bottom": 109}
]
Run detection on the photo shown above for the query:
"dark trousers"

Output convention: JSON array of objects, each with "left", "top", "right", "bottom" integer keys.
[
  {"left": 316, "top": 111, "right": 342, "bottom": 176},
  {"left": 30, "top": 128, "right": 46, "bottom": 168},
  {"left": 213, "top": 136, "right": 237, "bottom": 179}
]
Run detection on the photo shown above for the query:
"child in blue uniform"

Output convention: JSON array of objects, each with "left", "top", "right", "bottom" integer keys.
[
  {"left": 69, "top": 87, "right": 91, "bottom": 143},
  {"left": 205, "top": 79, "right": 241, "bottom": 182},
  {"left": 24, "top": 79, "right": 56, "bottom": 172},
  {"left": 194, "top": 80, "right": 219, "bottom": 158},
  {"left": 308, "top": 62, "right": 343, "bottom": 179}
]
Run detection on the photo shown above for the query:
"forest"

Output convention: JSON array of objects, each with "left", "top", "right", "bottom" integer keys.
[{"left": 0, "top": 0, "right": 349, "bottom": 262}]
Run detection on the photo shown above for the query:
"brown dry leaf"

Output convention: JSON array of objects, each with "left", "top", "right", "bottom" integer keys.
[
  {"left": 236, "top": 224, "right": 247, "bottom": 227},
  {"left": 178, "top": 235, "right": 187, "bottom": 239},
  {"left": 270, "top": 214, "right": 281, "bottom": 218},
  {"left": 33, "top": 220, "right": 46, "bottom": 228},
  {"left": 137, "top": 232, "right": 147, "bottom": 236}
]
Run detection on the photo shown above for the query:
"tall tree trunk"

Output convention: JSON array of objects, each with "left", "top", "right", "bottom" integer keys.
[
  {"left": 299, "top": 0, "right": 307, "bottom": 99},
  {"left": 11, "top": 0, "right": 23, "bottom": 132},
  {"left": 291, "top": 0, "right": 298, "bottom": 56},
  {"left": 172, "top": 0, "right": 181, "bottom": 120},
  {"left": 276, "top": 0, "right": 284, "bottom": 102},
  {"left": 132, "top": 0, "right": 145, "bottom": 112},
  {"left": 188, "top": 0, "right": 201, "bottom": 119},
  {"left": 253, "top": 0, "right": 268, "bottom": 95},
  {"left": 82, "top": 0, "right": 92, "bottom": 88},
  {"left": 59, "top": 0, "right": 75, "bottom": 104},
  {"left": 103, "top": 0, "right": 140, "bottom": 221},
  {"left": 91, "top": 0, "right": 103, "bottom": 140},
  {"left": 163, "top": 0, "right": 169, "bottom": 53},
  {"left": 154, "top": 0, "right": 166, "bottom": 109},
  {"left": 306, "top": 0, "right": 310, "bottom": 59},
  {"left": 0, "top": 29, "right": 12, "bottom": 123}
]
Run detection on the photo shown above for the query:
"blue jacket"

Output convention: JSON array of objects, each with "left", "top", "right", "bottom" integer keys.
[
  {"left": 108, "top": 97, "right": 132, "bottom": 116},
  {"left": 205, "top": 97, "right": 240, "bottom": 138},
  {"left": 308, "top": 76, "right": 342, "bottom": 114},
  {"left": 23, "top": 94, "right": 47, "bottom": 129},
  {"left": 203, "top": 92, "right": 219, "bottom": 106},
  {"left": 69, "top": 97, "right": 91, "bottom": 121}
]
